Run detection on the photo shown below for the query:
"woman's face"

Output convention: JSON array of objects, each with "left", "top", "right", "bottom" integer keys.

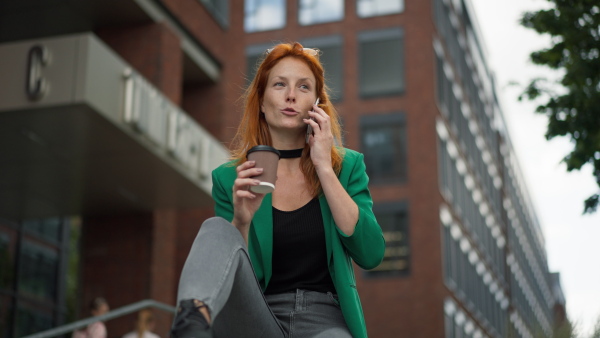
[
  {"left": 92, "top": 303, "right": 109, "bottom": 316},
  {"left": 261, "top": 57, "right": 318, "bottom": 134}
]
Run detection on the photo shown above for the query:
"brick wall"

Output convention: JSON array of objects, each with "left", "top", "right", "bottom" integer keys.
[{"left": 82, "top": 213, "right": 154, "bottom": 336}]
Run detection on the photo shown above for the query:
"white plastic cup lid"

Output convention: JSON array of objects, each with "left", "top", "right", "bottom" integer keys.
[{"left": 250, "top": 182, "right": 275, "bottom": 194}]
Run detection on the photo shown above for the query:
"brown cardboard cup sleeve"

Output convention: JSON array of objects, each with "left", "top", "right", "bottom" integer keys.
[{"left": 246, "top": 145, "right": 281, "bottom": 194}]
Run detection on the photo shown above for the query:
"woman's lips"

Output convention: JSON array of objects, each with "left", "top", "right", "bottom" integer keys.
[{"left": 281, "top": 108, "right": 299, "bottom": 116}]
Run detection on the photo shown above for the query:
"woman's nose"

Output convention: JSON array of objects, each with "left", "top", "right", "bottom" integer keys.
[{"left": 286, "top": 91, "right": 296, "bottom": 103}]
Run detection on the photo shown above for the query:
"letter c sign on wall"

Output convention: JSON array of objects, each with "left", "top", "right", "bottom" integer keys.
[{"left": 26, "top": 45, "right": 49, "bottom": 101}]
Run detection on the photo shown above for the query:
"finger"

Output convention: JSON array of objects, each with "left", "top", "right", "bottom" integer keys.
[
  {"left": 312, "top": 104, "right": 330, "bottom": 121},
  {"left": 235, "top": 189, "right": 257, "bottom": 199},
  {"left": 238, "top": 167, "right": 264, "bottom": 179},
  {"left": 312, "top": 103, "right": 326, "bottom": 115},
  {"left": 308, "top": 110, "right": 330, "bottom": 126},
  {"left": 236, "top": 161, "right": 256, "bottom": 173},
  {"left": 305, "top": 115, "right": 330, "bottom": 137},
  {"left": 233, "top": 178, "right": 261, "bottom": 191},
  {"left": 307, "top": 133, "right": 314, "bottom": 146},
  {"left": 304, "top": 119, "right": 320, "bottom": 133}
]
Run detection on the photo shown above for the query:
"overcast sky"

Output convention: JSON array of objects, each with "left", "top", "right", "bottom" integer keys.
[{"left": 469, "top": 0, "right": 600, "bottom": 335}]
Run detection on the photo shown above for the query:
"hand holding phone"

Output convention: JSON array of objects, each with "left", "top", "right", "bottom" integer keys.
[{"left": 306, "top": 98, "right": 319, "bottom": 144}]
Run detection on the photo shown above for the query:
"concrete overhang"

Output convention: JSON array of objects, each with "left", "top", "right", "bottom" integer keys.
[{"left": 0, "top": 33, "right": 229, "bottom": 219}]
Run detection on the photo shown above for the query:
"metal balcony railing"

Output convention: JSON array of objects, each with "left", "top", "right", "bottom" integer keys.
[{"left": 22, "top": 299, "right": 175, "bottom": 338}]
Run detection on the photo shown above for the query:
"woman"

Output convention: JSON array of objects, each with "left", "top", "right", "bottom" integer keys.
[
  {"left": 122, "top": 309, "right": 160, "bottom": 338},
  {"left": 171, "top": 42, "right": 385, "bottom": 338},
  {"left": 72, "top": 297, "right": 109, "bottom": 338}
]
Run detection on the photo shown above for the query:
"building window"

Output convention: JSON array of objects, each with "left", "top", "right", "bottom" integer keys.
[
  {"left": 199, "top": 0, "right": 229, "bottom": 28},
  {"left": 299, "top": 0, "right": 344, "bottom": 25},
  {"left": 15, "top": 303, "right": 54, "bottom": 338},
  {"left": 358, "top": 28, "right": 405, "bottom": 98},
  {"left": 0, "top": 217, "right": 74, "bottom": 338},
  {"left": 300, "top": 35, "right": 344, "bottom": 102},
  {"left": 365, "top": 202, "right": 409, "bottom": 277},
  {"left": 245, "top": 0, "right": 285, "bottom": 32},
  {"left": 360, "top": 112, "right": 407, "bottom": 183},
  {"left": 0, "top": 232, "right": 14, "bottom": 290},
  {"left": 442, "top": 224, "right": 454, "bottom": 288},
  {"left": 18, "top": 241, "right": 59, "bottom": 301},
  {"left": 357, "top": 0, "right": 404, "bottom": 18},
  {"left": 23, "top": 218, "right": 62, "bottom": 243},
  {"left": 245, "top": 43, "right": 273, "bottom": 85}
]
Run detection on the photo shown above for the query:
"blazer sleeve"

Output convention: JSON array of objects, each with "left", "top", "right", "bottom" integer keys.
[
  {"left": 336, "top": 152, "right": 386, "bottom": 270},
  {"left": 212, "top": 166, "right": 235, "bottom": 222}
]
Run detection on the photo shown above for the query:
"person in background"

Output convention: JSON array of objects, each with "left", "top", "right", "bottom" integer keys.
[
  {"left": 122, "top": 309, "right": 160, "bottom": 338},
  {"left": 72, "top": 297, "right": 110, "bottom": 338}
]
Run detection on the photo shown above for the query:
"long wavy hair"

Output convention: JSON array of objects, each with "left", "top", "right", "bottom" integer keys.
[{"left": 230, "top": 42, "right": 344, "bottom": 197}]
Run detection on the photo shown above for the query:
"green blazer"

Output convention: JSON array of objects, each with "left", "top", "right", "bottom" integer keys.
[{"left": 211, "top": 148, "right": 386, "bottom": 338}]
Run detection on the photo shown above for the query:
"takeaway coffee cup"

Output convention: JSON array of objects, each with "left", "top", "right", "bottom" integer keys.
[{"left": 246, "top": 145, "right": 281, "bottom": 194}]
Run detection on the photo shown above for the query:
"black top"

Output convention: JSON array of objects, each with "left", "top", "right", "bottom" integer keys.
[{"left": 265, "top": 198, "right": 336, "bottom": 295}]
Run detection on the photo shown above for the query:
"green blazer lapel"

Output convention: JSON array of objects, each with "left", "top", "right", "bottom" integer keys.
[{"left": 252, "top": 193, "right": 274, "bottom": 288}]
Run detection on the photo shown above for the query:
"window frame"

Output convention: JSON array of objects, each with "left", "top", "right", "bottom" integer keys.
[
  {"left": 299, "top": 35, "right": 344, "bottom": 102},
  {"left": 357, "top": 27, "right": 406, "bottom": 98},
  {"left": 0, "top": 217, "right": 71, "bottom": 338},
  {"left": 244, "top": 0, "right": 286, "bottom": 33},
  {"left": 298, "top": 0, "right": 344, "bottom": 26},
  {"left": 360, "top": 112, "right": 408, "bottom": 184},
  {"left": 198, "top": 0, "right": 229, "bottom": 28},
  {"left": 363, "top": 201, "right": 410, "bottom": 278},
  {"left": 356, "top": 0, "right": 405, "bottom": 18}
]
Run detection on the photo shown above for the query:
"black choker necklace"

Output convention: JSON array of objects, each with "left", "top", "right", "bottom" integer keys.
[{"left": 278, "top": 148, "right": 303, "bottom": 159}]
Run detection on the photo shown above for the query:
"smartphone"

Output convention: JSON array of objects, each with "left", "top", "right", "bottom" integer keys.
[{"left": 306, "top": 98, "right": 320, "bottom": 144}]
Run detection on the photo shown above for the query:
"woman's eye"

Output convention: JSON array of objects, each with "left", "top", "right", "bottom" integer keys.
[
  {"left": 274, "top": 82, "right": 285, "bottom": 87},
  {"left": 300, "top": 84, "right": 310, "bottom": 90}
]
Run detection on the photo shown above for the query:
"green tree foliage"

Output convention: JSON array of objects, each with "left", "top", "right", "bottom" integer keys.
[
  {"left": 519, "top": 0, "right": 600, "bottom": 214},
  {"left": 552, "top": 320, "right": 577, "bottom": 338},
  {"left": 591, "top": 317, "right": 600, "bottom": 338}
]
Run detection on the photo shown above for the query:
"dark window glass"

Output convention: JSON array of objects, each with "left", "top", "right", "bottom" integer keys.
[
  {"left": 0, "top": 217, "right": 72, "bottom": 337},
  {"left": 15, "top": 303, "right": 53, "bottom": 338},
  {"left": 0, "top": 294, "right": 13, "bottom": 338},
  {"left": 299, "top": 0, "right": 343, "bottom": 25},
  {"left": 245, "top": 0, "right": 285, "bottom": 32},
  {"left": 246, "top": 54, "right": 262, "bottom": 85},
  {"left": 18, "top": 241, "right": 58, "bottom": 301},
  {"left": 23, "top": 218, "right": 62, "bottom": 242},
  {"left": 436, "top": 54, "right": 446, "bottom": 112},
  {"left": 300, "top": 35, "right": 344, "bottom": 102},
  {"left": 360, "top": 113, "right": 407, "bottom": 183},
  {"left": 445, "top": 311, "right": 455, "bottom": 338},
  {"left": 442, "top": 226, "right": 453, "bottom": 286},
  {"left": 199, "top": 0, "right": 229, "bottom": 28},
  {"left": 358, "top": 28, "right": 405, "bottom": 98},
  {"left": 245, "top": 43, "right": 273, "bottom": 85},
  {"left": 365, "top": 202, "right": 409, "bottom": 277},
  {"left": 357, "top": 0, "right": 404, "bottom": 17},
  {"left": 0, "top": 232, "right": 14, "bottom": 289}
]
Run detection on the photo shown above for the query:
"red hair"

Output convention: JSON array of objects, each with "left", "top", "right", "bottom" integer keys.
[{"left": 230, "top": 42, "right": 344, "bottom": 197}]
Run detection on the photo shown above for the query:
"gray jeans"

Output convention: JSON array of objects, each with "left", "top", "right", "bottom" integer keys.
[{"left": 176, "top": 217, "right": 351, "bottom": 338}]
